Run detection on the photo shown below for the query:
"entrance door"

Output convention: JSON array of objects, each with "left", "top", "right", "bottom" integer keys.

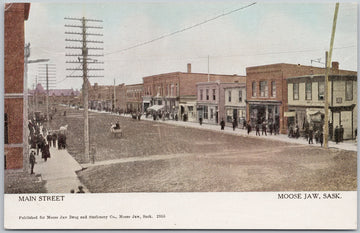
[{"left": 233, "top": 109, "right": 238, "bottom": 124}]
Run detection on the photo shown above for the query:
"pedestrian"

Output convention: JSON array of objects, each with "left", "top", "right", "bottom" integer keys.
[
  {"left": 334, "top": 126, "right": 339, "bottom": 144},
  {"left": 199, "top": 117, "right": 203, "bottom": 126},
  {"left": 308, "top": 128, "right": 313, "bottom": 144},
  {"left": 42, "top": 143, "right": 51, "bottom": 162},
  {"left": 52, "top": 131, "right": 57, "bottom": 148},
  {"left": 256, "top": 124, "right": 260, "bottom": 136},
  {"left": 319, "top": 131, "right": 324, "bottom": 147},
  {"left": 29, "top": 150, "right": 36, "bottom": 175},
  {"left": 70, "top": 189, "right": 75, "bottom": 193},
  {"left": 247, "top": 122, "right": 252, "bottom": 135},
  {"left": 232, "top": 118, "right": 237, "bottom": 131},
  {"left": 77, "top": 186, "right": 85, "bottom": 193},
  {"left": 340, "top": 125, "right": 344, "bottom": 142},
  {"left": 261, "top": 122, "right": 267, "bottom": 136},
  {"left": 220, "top": 118, "right": 225, "bottom": 130},
  {"left": 295, "top": 125, "right": 300, "bottom": 138},
  {"left": 46, "top": 133, "right": 52, "bottom": 147},
  {"left": 269, "top": 123, "right": 273, "bottom": 135},
  {"left": 355, "top": 128, "right": 357, "bottom": 141}
]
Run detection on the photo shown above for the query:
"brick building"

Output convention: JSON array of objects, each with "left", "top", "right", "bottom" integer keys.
[
  {"left": 125, "top": 84, "right": 143, "bottom": 113},
  {"left": 143, "top": 64, "right": 245, "bottom": 122},
  {"left": 246, "top": 62, "right": 356, "bottom": 134},
  {"left": 4, "top": 3, "right": 30, "bottom": 170}
]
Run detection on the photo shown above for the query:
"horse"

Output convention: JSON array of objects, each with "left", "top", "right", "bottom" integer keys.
[{"left": 110, "top": 123, "right": 122, "bottom": 138}]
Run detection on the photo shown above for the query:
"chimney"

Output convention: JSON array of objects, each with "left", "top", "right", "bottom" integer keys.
[
  {"left": 332, "top": 61, "right": 339, "bottom": 70},
  {"left": 187, "top": 63, "right": 191, "bottom": 73}
]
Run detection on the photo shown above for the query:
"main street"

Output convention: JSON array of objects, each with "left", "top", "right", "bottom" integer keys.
[{"left": 46, "top": 105, "right": 356, "bottom": 193}]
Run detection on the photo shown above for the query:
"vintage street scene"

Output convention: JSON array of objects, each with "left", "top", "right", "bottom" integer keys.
[{"left": 4, "top": 2, "right": 357, "bottom": 194}]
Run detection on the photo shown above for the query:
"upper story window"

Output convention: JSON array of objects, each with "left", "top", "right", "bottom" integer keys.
[
  {"left": 206, "top": 89, "right": 209, "bottom": 100},
  {"left": 200, "top": 89, "right": 203, "bottom": 100},
  {"left": 228, "top": 91, "right": 232, "bottom": 102},
  {"left": 239, "top": 90, "right": 242, "bottom": 102},
  {"left": 318, "top": 81, "right": 325, "bottom": 100},
  {"left": 271, "top": 81, "right": 276, "bottom": 97},
  {"left": 346, "top": 80, "right": 353, "bottom": 101},
  {"left": 293, "top": 83, "right": 299, "bottom": 100},
  {"left": 260, "top": 81, "right": 268, "bottom": 97},
  {"left": 252, "top": 81, "right": 257, "bottom": 97},
  {"left": 4, "top": 113, "right": 8, "bottom": 144},
  {"left": 212, "top": 89, "right": 216, "bottom": 100},
  {"left": 305, "top": 82, "right": 312, "bottom": 100}
]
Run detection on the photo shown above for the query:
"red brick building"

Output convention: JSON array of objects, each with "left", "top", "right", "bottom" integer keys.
[
  {"left": 143, "top": 64, "right": 245, "bottom": 121},
  {"left": 125, "top": 84, "right": 143, "bottom": 113},
  {"left": 4, "top": 3, "right": 30, "bottom": 170},
  {"left": 246, "top": 62, "right": 356, "bottom": 134}
]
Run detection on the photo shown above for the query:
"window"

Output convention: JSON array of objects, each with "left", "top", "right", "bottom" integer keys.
[
  {"left": 346, "top": 80, "right": 353, "bottom": 101},
  {"left": 318, "top": 81, "right": 325, "bottom": 100},
  {"left": 210, "top": 108, "right": 214, "bottom": 119},
  {"left": 252, "top": 82, "right": 257, "bottom": 97},
  {"left": 271, "top": 81, "right": 276, "bottom": 97},
  {"left": 228, "top": 91, "right": 232, "bottom": 102},
  {"left": 293, "top": 83, "right": 299, "bottom": 100},
  {"left": 305, "top": 82, "right": 312, "bottom": 100},
  {"left": 212, "top": 89, "right": 216, "bottom": 100},
  {"left": 260, "top": 81, "right": 268, "bottom": 97},
  {"left": 206, "top": 89, "right": 209, "bottom": 100},
  {"left": 4, "top": 113, "right": 8, "bottom": 144},
  {"left": 200, "top": 89, "right": 203, "bottom": 100},
  {"left": 239, "top": 90, "right": 242, "bottom": 102},
  {"left": 203, "top": 106, "right": 208, "bottom": 119}
]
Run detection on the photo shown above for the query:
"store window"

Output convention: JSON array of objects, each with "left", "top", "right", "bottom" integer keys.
[
  {"left": 346, "top": 80, "right": 353, "bottom": 101},
  {"left": 203, "top": 106, "right": 208, "bottom": 119},
  {"left": 305, "top": 82, "right": 312, "bottom": 100},
  {"left": 293, "top": 83, "right": 299, "bottom": 100},
  {"left": 260, "top": 81, "right": 268, "bottom": 97},
  {"left": 271, "top": 81, "right": 276, "bottom": 97},
  {"left": 252, "top": 81, "right": 257, "bottom": 97}
]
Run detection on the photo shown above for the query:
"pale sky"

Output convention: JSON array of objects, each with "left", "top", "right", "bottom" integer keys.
[{"left": 24, "top": 1, "right": 358, "bottom": 90}]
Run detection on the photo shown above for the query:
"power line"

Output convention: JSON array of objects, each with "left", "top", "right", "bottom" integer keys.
[{"left": 105, "top": 2, "right": 257, "bottom": 55}]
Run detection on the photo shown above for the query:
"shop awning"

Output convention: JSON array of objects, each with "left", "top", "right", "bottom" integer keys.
[{"left": 146, "top": 105, "right": 165, "bottom": 112}]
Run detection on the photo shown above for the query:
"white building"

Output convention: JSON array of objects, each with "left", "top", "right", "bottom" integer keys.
[{"left": 224, "top": 85, "right": 247, "bottom": 127}]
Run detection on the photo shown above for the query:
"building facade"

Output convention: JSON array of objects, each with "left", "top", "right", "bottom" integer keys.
[
  {"left": 287, "top": 74, "right": 357, "bottom": 140},
  {"left": 88, "top": 83, "right": 114, "bottom": 111},
  {"left": 125, "top": 84, "right": 143, "bottom": 113},
  {"left": 224, "top": 84, "right": 247, "bottom": 127},
  {"left": 143, "top": 63, "right": 245, "bottom": 122},
  {"left": 4, "top": 3, "right": 30, "bottom": 170},
  {"left": 246, "top": 62, "right": 355, "bottom": 134}
]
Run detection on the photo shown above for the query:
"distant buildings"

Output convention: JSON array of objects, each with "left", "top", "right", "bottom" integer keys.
[
  {"left": 143, "top": 63, "right": 245, "bottom": 122},
  {"left": 125, "top": 84, "right": 143, "bottom": 113}
]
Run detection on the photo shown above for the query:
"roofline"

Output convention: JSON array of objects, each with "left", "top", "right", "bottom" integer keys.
[
  {"left": 143, "top": 71, "right": 245, "bottom": 79},
  {"left": 287, "top": 74, "right": 357, "bottom": 80}
]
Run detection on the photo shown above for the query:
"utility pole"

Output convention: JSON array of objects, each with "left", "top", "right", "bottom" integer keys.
[
  {"left": 65, "top": 17, "right": 104, "bottom": 163},
  {"left": 113, "top": 78, "right": 116, "bottom": 111},
  {"left": 38, "top": 64, "right": 56, "bottom": 130},
  {"left": 324, "top": 3, "right": 339, "bottom": 149}
]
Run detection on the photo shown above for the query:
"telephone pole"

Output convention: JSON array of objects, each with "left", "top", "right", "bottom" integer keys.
[
  {"left": 324, "top": 3, "right": 339, "bottom": 149},
  {"left": 38, "top": 64, "right": 56, "bottom": 130},
  {"left": 65, "top": 17, "right": 104, "bottom": 163}
]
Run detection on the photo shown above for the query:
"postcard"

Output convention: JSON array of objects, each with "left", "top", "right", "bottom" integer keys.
[{"left": 3, "top": 0, "right": 357, "bottom": 229}]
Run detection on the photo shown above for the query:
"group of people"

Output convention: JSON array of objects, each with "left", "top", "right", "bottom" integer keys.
[
  {"left": 334, "top": 125, "right": 345, "bottom": 144},
  {"left": 246, "top": 121, "right": 279, "bottom": 136},
  {"left": 28, "top": 116, "right": 67, "bottom": 175}
]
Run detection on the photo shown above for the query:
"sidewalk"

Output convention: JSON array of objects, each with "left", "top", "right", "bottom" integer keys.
[
  {"left": 34, "top": 145, "right": 89, "bottom": 193},
  {"left": 121, "top": 113, "right": 358, "bottom": 152}
]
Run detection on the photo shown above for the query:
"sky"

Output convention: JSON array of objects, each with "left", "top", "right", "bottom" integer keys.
[{"left": 23, "top": 0, "right": 358, "bottom": 90}]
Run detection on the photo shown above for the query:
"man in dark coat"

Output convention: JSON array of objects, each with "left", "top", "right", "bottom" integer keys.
[
  {"left": 42, "top": 143, "right": 50, "bottom": 162},
  {"left": 199, "top": 117, "right": 203, "bottom": 125},
  {"left": 52, "top": 132, "right": 57, "bottom": 148},
  {"left": 308, "top": 128, "right": 314, "bottom": 144},
  {"left": 334, "top": 126, "right": 340, "bottom": 144},
  {"left": 46, "top": 133, "right": 52, "bottom": 147},
  {"left": 247, "top": 122, "right": 252, "bottom": 135},
  {"left": 255, "top": 124, "right": 260, "bottom": 136},
  {"left": 261, "top": 122, "right": 267, "bottom": 136},
  {"left": 319, "top": 131, "right": 324, "bottom": 147},
  {"left": 29, "top": 150, "right": 36, "bottom": 174},
  {"left": 220, "top": 119, "right": 225, "bottom": 130},
  {"left": 232, "top": 119, "right": 237, "bottom": 131}
]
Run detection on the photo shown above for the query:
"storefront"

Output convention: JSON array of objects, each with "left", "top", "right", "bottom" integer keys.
[
  {"left": 248, "top": 101, "right": 280, "bottom": 128},
  {"left": 197, "top": 104, "right": 218, "bottom": 124},
  {"left": 225, "top": 106, "right": 246, "bottom": 128}
]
